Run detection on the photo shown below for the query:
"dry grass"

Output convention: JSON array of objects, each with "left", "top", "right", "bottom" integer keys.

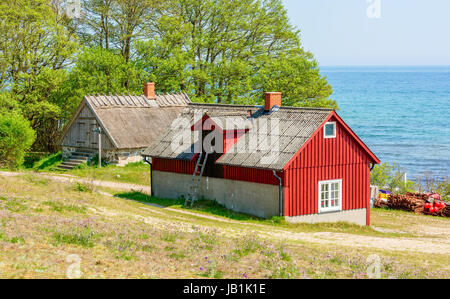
[{"left": 0, "top": 173, "right": 448, "bottom": 279}]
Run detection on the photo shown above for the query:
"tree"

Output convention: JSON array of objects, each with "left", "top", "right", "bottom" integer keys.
[
  {"left": 135, "top": 0, "right": 335, "bottom": 107},
  {"left": 78, "top": 0, "right": 159, "bottom": 62},
  {"left": 0, "top": 111, "right": 36, "bottom": 169},
  {"left": 13, "top": 68, "right": 68, "bottom": 152},
  {"left": 0, "top": 0, "right": 79, "bottom": 152},
  {"left": 67, "top": 47, "right": 146, "bottom": 97},
  {"left": 371, "top": 162, "right": 417, "bottom": 194},
  {"left": 0, "top": 0, "right": 78, "bottom": 87}
]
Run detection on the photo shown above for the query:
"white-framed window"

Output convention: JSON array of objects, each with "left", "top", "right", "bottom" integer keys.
[
  {"left": 324, "top": 122, "right": 336, "bottom": 138},
  {"left": 318, "top": 179, "right": 342, "bottom": 213}
]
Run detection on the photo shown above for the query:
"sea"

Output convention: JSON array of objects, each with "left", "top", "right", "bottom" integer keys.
[{"left": 321, "top": 66, "right": 450, "bottom": 180}]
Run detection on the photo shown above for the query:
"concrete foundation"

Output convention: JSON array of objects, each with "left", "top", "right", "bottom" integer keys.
[
  {"left": 152, "top": 170, "right": 280, "bottom": 218},
  {"left": 286, "top": 208, "right": 367, "bottom": 226}
]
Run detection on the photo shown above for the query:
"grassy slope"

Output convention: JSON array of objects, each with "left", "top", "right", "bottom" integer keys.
[
  {"left": 0, "top": 173, "right": 448, "bottom": 279},
  {"left": 3, "top": 152, "right": 150, "bottom": 186}
]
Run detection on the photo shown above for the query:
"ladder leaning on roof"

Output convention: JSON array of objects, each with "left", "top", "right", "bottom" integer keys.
[{"left": 185, "top": 152, "right": 209, "bottom": 207}]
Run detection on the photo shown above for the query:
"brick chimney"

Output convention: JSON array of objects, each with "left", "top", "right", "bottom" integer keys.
[
  {"left": 264, "top": 92, "right": 282, "bottom": 111},
  {"left": 144, "top": 82, "right": 156, "bottom": 100}
]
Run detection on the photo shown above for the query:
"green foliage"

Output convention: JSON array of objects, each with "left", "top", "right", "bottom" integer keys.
[
  {"left": 0, "top": 0, "right": 78, "bottom": 152},
  {"left": 415, "top": 174, "right": 450, "bottom": 201},
  {"left": 87, "top": 153, "right": 109, "bottom": 167},
  {"left": 371, "top": 162, "right": 417, "bottom": 194},
  {"left": 0, "top": 111, "right": 36, "bottom": 168},
  {"left": 134, "top": 0, "right": 335, "bottom": 107},
  {"left": 31, "top": 152, "right": 62, "bottom": 171},
  {"left": 0, "top": 0, "right": 78, "bottom": 90},
  {"left": 1, "top": 0, "right": 335, "bottom": 156},
  {"left": 0, "top": 92, "right": 20, "bottom": 112},
  {"left": 74, "top": 182, "right": 93, "bottom": 193},
  {"left": 13, "top": 68, "right": 70, "bottom": 152},
  {"left": 67, "top": 47, "right": 146, "bottom": 96}
]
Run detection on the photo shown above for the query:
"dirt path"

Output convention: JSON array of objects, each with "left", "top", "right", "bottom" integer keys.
[{"left": 0, "top": 171, "right": 150, "bottom": 194}]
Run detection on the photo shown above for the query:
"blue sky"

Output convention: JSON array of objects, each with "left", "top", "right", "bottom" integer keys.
[{"left": 283, "top": 0, "right": 450, "bottom": 66}]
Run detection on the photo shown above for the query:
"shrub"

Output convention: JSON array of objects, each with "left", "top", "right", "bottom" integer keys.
[
  {"left": 371, "top": 162, "right": 417, "bottom": 194},
  {"left": 74, "top": 182, "right": 93, "bottom": 193},
  {"left": 0, "top": 112, "right": 36, "bottom": 168},
  {"left": 416, "top": 174, "right": 450, "bottom": 200}
]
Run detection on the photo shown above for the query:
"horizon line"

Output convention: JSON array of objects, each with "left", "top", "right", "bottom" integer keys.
[{"left": 320, "top": 64, "right": 450, "bottom": 67}]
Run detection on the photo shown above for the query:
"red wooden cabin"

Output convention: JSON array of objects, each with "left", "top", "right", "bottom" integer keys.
[{"left": 143, "top": 93, "right": 380, "bottom": 225}]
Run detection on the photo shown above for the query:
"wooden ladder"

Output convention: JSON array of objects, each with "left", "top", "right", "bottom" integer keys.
[{"left": 185, "top": 152, "right": 209, "bottom": 207}]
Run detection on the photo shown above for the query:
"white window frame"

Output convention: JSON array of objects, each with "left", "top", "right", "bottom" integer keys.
[
  {"left": 318, "top": 179, "right": 342, "bottom": 213},
  {"left": 324, "top": 121, "right": 337, "bottom": 139}
]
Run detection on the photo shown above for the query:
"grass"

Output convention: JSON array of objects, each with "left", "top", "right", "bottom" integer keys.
[
  {"left": 0, "top": 173, "right": 448, "bottom": 279},
  {"left": 2, "top": 152, "right": 151, "bottom": 186},
  {"left": 52, "top": 229, "right": 98, "bottom": 248},
  {"left": 68, "top": 162, "right": 150, "bottom": 185},
  {"left": 42, "top": 201, "right": 86, "bottom": 214},
  {"left": 115, "top": 191, "right": 414, "bottom": 238}
]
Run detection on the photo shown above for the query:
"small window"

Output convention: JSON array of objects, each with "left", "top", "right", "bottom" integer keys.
[
  {"left": 318, "top": 179, "right": 342, "bottom": 213},
  {"left": 324, "top": 122, "right": 336, "bottom": 138}
]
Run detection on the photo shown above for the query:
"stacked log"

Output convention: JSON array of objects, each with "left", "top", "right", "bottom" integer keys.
[
  {"left": 438, "top": 202, "right": 450, "bottom": 218},
  {"left": 374, "top": 192, "right": 449, "bottom": 218}
]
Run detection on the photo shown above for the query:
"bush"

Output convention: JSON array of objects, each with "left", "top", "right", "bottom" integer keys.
[
  {"left": 0, "top": 112, "right": 36, "bottom": 168},
  {"left": 416, "top": 173, "right": 450, "bottom": 201},
  {"left": 371, "top": 162, "right": 417, "bottom": 194}
]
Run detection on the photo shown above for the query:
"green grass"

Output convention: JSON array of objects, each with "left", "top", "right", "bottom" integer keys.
[
  {"left": 5, "top": 152, "right": 150, "bottom": 186},
  {"left": 66, "top": 162, "right": 150, "bottom": 185},
  {"left": 52, "top": 229, "right": 98, "bottom": 248},
  {"left": 116, "top": 192, "right": 260, "bottom": 220},
  {"left": 116, "top": 191, "right": 185, "bottom": 207},
  {"left": 0, "top": 174, "right": 448, "bottom": 279},
  {"left": 115, "top": 191, "right": 411, "bottom": 238},
  {"left": 42, "top": 201, "right": 86, "bottom": 214},
  {"left": 29, "top": 152, "right": 63, "bottom": 171}
]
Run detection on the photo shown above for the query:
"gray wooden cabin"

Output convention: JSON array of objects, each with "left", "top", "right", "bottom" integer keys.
[{"left": 59, "top": 85, "right": 191, "bottom": 169}]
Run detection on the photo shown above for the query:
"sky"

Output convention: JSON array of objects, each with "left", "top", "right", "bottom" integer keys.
[{"left": 282, "top": 0, "right": 450, "bottom": 66}]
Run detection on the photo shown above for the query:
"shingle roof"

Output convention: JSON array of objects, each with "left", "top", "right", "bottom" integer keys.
[
  {"left": 142, "top": 103, "right": 333, "bottom": 171},
  {"left": 78, "top": 93, "right": 191, "bottom": 149}
]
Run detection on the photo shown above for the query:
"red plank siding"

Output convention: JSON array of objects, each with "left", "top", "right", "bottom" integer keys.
[
  {"left": 223, "top": 166, "right": 280, "bottom": 186},
  {"left": 283, "top": 115, "right": 372, "bottom": 219},
  {"left": 152, "top": 158, "right": 196, "bottom": 175}
]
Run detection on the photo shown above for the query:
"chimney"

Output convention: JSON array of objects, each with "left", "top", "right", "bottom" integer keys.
[
  {"left": 144, "top": 82, "right": 156, "bottom": 99},
  {"left": 264, "top": 92, "right": 282, "bottom": 111}
]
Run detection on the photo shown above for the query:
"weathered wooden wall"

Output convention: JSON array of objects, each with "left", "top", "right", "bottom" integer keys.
[{"left": 62, "top": 104, "right": 115, "bottom": 150}]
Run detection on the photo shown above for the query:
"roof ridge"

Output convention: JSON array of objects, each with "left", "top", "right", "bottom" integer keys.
[{"left": 188, "top": 102, "right": 333, "bottom": 112}]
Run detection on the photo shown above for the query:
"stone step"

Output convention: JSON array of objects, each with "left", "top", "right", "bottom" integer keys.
[
  {"left": 57, "top": 164, "right": 75, "bottom": 170},
  {"left": 67, "top": 157, "right": 88, "bottom": 163},
  {"left": 61, "top": 161, "right": 84, "bottom": 167},
  {"left": 71, "top": 152, "right": 94, "bottom": 158}
]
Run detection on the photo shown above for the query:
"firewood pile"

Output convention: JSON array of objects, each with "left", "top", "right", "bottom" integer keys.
[{"left": 374, "top": 192, "right": 449, "bottom": 217}]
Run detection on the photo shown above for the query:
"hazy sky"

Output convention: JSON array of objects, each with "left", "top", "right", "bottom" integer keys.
[{"left": 282, "top": 0, "right": 450, "bottom": 66}]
